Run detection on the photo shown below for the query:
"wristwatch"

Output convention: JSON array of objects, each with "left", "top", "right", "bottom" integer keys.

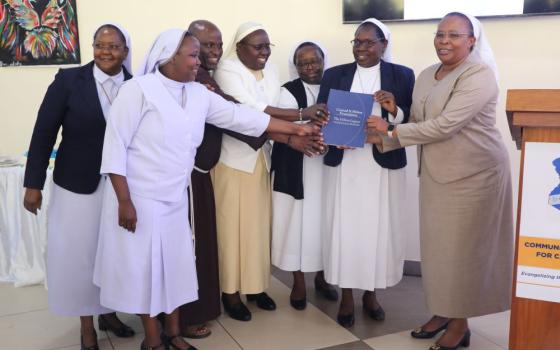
[{"left": 387, "top": 124, "right": 395, "bottom": 138}]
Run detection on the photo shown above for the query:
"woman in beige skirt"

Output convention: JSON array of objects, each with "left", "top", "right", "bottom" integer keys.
[
  {"left": 368, "top": 12, "right": 513, "bottom": 350},
  {"left": 212, "top": 22, "right": 327, "bottom": 321}
]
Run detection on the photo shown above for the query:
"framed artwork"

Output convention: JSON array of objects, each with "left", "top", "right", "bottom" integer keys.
[{"left": 0, "top": 0, "right": 80, "bottom": 67}]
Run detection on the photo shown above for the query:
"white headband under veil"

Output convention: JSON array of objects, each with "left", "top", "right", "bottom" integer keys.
[
  {"left": 135, "top": 29, "right": 187, "bottom": 76},
  {"left": 460, "top": 12, "right": 499, "bottom": 82},
  {"left": 94, "top": 22, "right": 132, "bottom": 73},
  {"left": 360, "top": 18, "right": 392, "bottom": 62},
  {"left": 287, "top": 40, "right": 329, "bottom": 80},
  {"left": 223, "top": 21, "right": 266, "bottom": 60}
]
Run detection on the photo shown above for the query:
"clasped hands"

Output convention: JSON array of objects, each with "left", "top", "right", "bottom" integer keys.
[
  {"left": 288, "top": 103, "right": 329, "bottom": 156},
  {"left": 301, "top": 103, "right": 329, "bottom": 125}
]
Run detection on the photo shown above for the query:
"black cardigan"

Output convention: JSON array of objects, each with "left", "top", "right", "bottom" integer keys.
[{"left": 270, "top": 78, "right": 307, "bottom": 199}]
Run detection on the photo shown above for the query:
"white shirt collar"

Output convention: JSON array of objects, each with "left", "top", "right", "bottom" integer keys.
[
  {"left": 93, "top": 64, "right": 124, "bottom": 85},
  {"left": 156, "top": 68, "right": 188, "bottom": 89},
  {"left": 302, "top": 81, "right": 320, "bottom": 91},
  {"left": 356, "top": 61, "right": 381, "bottom": 72}
]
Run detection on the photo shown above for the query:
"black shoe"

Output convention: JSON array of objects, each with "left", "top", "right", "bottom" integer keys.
[
  {"left": 314, "top": 278, "right": 339, "bottom": 301},
  {"left": 160, "top": 333, "right": 197, "bottom": 350},
  {"left": 247, "top": 292, "right": 276, "bottom": 310},
  {"left": 363, "top": 304, "right": 385, "bottom": 321},
  {"left": 81, "top": 328, "right": 99, "bottom": 350},
  {"left": 429, "top": 330, "right": 471, "bottom": 350},
  {"left": 290, "top": 297, "right": 307, "bottom": 310},
  {"left": 80, "top": 336, "right": 99, "bottom": 350},
  {"left": 98, "top": 314, "right": 135, "bottom": 338},
  {"left": 222, "top": 294, "right": 252, "bottom": 321},
  {"left": 411, "top": 321, "right": 449, "bottom": 339},
  {"left": 336, "top": 312, "right": 355, "bottom": 328}
]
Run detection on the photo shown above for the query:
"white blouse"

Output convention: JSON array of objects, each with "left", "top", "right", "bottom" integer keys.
[
  {"left": 277, "top": 81, "right": 320, "bottom": 110},
  {"left": 101, "top": 70, "right": 270, "bottom": 203},
  {"left": 213, "top": 58, "right": 280, "bottom": 173},
  {"left": 93, "top": 64, "right": 124, "bottom": 120},
  {"left": 351, "top": 63, "right": 404, "bottom": 123}
]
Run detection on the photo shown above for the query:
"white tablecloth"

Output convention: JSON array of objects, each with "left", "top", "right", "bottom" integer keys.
[{"left": 0, "top": 166, "right": 52, "bottom": 287}]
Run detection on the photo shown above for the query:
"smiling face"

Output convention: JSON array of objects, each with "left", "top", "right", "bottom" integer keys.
[
  {"left": 195, "top": 26, "right": 223, "bottom": 71},
  {"left": 93, "top": 26, "right": 128, "bottom": 76},
  {"left": 295, "top": 45, "right": 324, "bottom": 85},
  {"left": 434, "top": 15, "right": 476, "bottom": 68},
  {"left": 168, "top": 35, "right": 201, "bottom": 82},
  {"left": 352, "top": 24, "right": 387, "bottom": 68},
  {"left": 236, "top": 29, "right": 271, "bottom": 70}
]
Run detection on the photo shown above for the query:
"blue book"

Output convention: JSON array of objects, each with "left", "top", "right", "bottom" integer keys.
[{"left": 323, "top": 89, "right": 373, "bottom": 148}]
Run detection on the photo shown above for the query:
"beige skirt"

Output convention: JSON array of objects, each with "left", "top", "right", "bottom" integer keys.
[
  {"left": 211, "top": 151, "right": 271, "bottom": 294},
  {"left": 419, "top": 160, "right": 514, "bottom": 318}
]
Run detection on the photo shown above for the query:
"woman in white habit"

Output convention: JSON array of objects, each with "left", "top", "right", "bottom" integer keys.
[{"left": 94, "top": 29, "right": 318, "bottom": 350}]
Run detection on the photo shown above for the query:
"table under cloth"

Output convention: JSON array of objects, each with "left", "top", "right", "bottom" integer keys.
[{"left": 0, "top": 166, "right": 52, "bottom": 287}]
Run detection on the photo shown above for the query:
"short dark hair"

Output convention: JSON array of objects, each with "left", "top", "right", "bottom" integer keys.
[
  {"left": 356, "top": 21, "right": 386, "bottom": 41},
  {"left": 293, "top": 42, "right": 324, "bottom": 65},
  {"left": 93, "top": 24, "right": 127, "bottom": 47}
]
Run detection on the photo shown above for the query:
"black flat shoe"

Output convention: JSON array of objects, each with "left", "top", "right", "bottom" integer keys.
[
  {"left": 247, "top": 292, "right": 276, "bottom": 310},
  {"left": 161, "top": 333, "right": 197, "bottom": 350},
  {"left": 290, "top": 297, "right": 307, "bottom": 310},
  {"left": 98, "top": 314, "right": 135, "bottom": 338},
  {"left": 411, "top": 321, "right": 449, "bottom": 339},
  {"left": 222, "top": 295, "right": 251, "bottom": 321},
  {"left": 80, "top": 328, "right": 99, "bottom": 350},
  {"left": 428, "top": 330, "right": 471, "bottom": 350},
  {"left": 80, "top": 336, "right": 99, "bottom": 350},
  {"left": 363, "top": 304, "right": 385, "bottom": 321},
  {"left": 314, "top": 278, "right": 339, "bottom": 301},
  {"left": 337, "top": 312, "right": 355, "bottom": 328}
]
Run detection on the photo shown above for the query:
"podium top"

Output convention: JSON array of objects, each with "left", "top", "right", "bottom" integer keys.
[
  {"left": 506, "top": 89, "right": 560, "bottom": 114},
  {"left": 506, "top": 89, "right": 560, "bottom": 149}
]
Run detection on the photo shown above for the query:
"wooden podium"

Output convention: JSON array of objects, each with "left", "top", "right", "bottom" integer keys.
[{"left": 506, "top": 89, "right": 560, "bottom": 350}]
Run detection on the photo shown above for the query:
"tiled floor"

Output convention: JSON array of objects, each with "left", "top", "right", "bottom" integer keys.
[{"left": 0, "top": 272, "right": 510, "bottom": 350}]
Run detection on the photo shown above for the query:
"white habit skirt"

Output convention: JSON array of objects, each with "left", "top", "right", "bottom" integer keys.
[
  {"left": 93, "top": 185, "right": 198, "bottom": 317},
  {"left": 47, "top": 180, "right": 112, "bottom": 316},
  {"left": 272, "top": 154, "right": 324, "bottom": 272},
  {"left": 322, "top": 146, "right": 406, "bottom": 291}
]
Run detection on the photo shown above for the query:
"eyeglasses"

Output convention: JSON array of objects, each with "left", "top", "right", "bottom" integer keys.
[
  {"left": 93, "top": 43, "right": 124, "bottom": 51},
  {"left": 296, "top": 60, "right": 322, "bottom": 69},
  {"left": 241, "top": 42, "right": 275, "bottom": 51},
  {"left": 200, "top": 42, "right": 223, "bottom": 50},
  {"left": 434, "top": 32, "right": 472, "bottom": 40},
  {"left": 351, "top": 39, "right": 382, "bottom": 48}
]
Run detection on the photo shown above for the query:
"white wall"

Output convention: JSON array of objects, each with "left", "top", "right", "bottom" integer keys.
[{"left": 1, "top": 0, "right": 559, "bottom": 261}]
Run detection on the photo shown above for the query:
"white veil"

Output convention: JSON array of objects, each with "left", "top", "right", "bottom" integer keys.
[
  {"left": 135, "top": 29, "right": 187, "bottom": 76},
  {"left": 461, "top": 12, "right": 499, "bottom": 82},
  {"left": 94, "top": 22, "right": 132, "bottom": 73},
  {"left": 287, "top": 40, "right": 329, "bottom": 80},
  {"left": 360, "top": 18, "right": 392, "bottom": 62}
]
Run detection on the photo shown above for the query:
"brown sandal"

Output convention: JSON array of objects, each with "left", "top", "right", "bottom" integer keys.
[
  {"left": 140, "top": 340, "right": 165, "bottom": 350},
  {"left": 181, "top": 324, "right": 211, "bottom": 339}
]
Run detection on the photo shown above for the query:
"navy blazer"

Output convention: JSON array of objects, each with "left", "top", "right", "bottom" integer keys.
[
  {"left": 318, "top": 60, "right": 414, "bottom": 169},
  {"left": 24, "top": 61, "right": 132, "bottom": 194}
]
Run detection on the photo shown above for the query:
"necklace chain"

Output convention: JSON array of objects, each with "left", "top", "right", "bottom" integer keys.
[
  {"left": 181, "top": 86, "right": 187, "bottom": 109},
  {"left": 100, "top": 81, "right": 117, "bottom": 105},
  {"left": 304, "top": 83, "right": 318, "bottom": 104}
]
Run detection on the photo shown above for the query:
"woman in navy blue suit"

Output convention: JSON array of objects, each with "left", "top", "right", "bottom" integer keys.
[
  {"left": 317, "top": 18, "right": 414, "bottom": 328},
  {"left": 23, "top": 24, "right": 135, "bottom": 349}
]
